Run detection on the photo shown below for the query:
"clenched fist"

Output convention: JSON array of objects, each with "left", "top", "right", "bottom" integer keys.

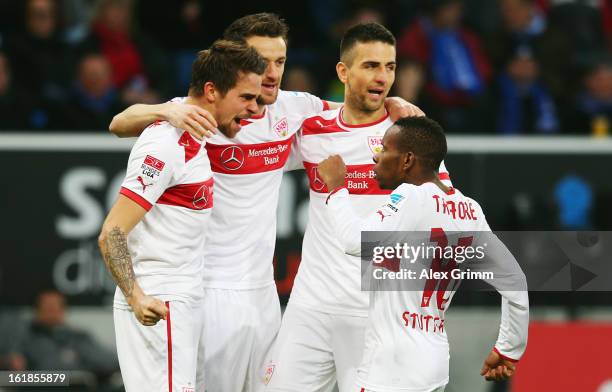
[
  {"left": 128, "top": 293, "right": 168, "bottom": 326},
  {"left": 317, "top": 155, "right": 347, "bottom": 190},
  {"left": 480, "top": 349, "right": 517, "bottom": 382}
]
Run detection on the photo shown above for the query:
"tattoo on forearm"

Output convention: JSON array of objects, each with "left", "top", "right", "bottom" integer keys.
[{"left": 101, "top": 226, "right": 135, "bottom": 298}]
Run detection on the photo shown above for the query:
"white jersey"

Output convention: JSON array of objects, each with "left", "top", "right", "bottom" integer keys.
[
  {"left": 114, "top": 121, "right": 214, "bottom": 308},
  {"left": 289, "top": 107, "right": 452, "bottom": 316},
  {"left": 327, "top": 183, "right": 529, "bottom": 391},
  {"left": 200, "top": 90, "right": 328, "bottom": 289}
]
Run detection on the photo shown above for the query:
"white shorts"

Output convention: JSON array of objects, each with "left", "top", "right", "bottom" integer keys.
[
  {"left": 264, "top": 303, "right": 367, "bottom": 392},
  {"left": 114, "top": 299, "right": 204, "bottom": 392},
  {"left": 201, "top": 283, "right": 281, "bottom": 392}
]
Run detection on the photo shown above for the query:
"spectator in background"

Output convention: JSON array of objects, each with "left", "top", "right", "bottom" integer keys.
[
  {"left": 0, "top": 51, "right": 32, "bottom": 130},
  {"left": 495, "top": 48, "right": 559, "bottom": 134},
  {"left": 14, "top": 290, "right": 118, "bottom": 376},
  {"left": 5, "top": 0, "right": 75, "bottom": 103},
  {"left": 62, "top": 0, "right": 98, "bottom": 44},
  {"left": 63, "top": 54, "right": 121, "bottom": 130},
  {"left": 81, "top": 0, "right": 170, "bottom": 105},
  {"left": 486, "top": 0, "right": 572, "bottom": 101},
  {"left": 397, "top": 0, "right": 492, "bottom": 132},
  {"left": 0, "top": 311, "right": 28, "bottom": 370},
  {"left": 566, "top": 58, "right": 612, "bottom": 136}
]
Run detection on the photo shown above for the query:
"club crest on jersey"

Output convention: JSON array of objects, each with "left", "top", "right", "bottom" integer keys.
[
  {"left": 368, "top": 136, "right": 383, "bottom": 154},
  {"left": 140, "top": 154, "right": 165, "bottom": 184},
  {"left": 263, "top": 363, "right": 275, "bottom": 385},
  {"left": 273, "top": 117, "right": 289, "bottom": 137}
]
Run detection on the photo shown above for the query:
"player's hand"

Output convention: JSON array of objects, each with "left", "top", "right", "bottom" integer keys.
[
  {"left": 480, "top": 349, "right": 517, "bottom": 382},
  {"left": 318, "top": 155, "right": 347, "bottom": 190},
  {"left": 128, "top": 294, "right": 168, "bottom": 326},
  {"left": 384, "top": 97, "right": 425, "bottom": 121},
  {"left": 164, "top": 102, "right": 217, "bottom": 140}
]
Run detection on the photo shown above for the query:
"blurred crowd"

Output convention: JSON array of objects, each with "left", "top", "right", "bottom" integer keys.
[
  {"left": 0, "top": 0, "right": 611, "bottom": 135},
  {"left": 0, "top": 290, "right": 121, "bottom": 391}
]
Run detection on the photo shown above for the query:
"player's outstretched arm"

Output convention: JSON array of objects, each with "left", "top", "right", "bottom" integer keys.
[
  {"left": 98, "top": 195, "right": 168, "bottom": 326},
  {"left": 109, "top": 102, "right": 218, "bottom": 140},
  {"left": 318, "top": 155, "right": 405, "bottom": 255},
  {"left": 318, "top": 155, "right": 363, "bottom": 254}
]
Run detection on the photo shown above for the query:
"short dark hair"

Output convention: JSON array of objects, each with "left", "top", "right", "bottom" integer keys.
[
  {"left": 393, "top": 117, "right": 447, "bottom": 171},
  {"left": 189, "top": 39, "right": 267, "bottom": 97},
  {"left": 223, "top": 13, "right": 289, "bottom": 44},
  {"left": 340, "top": 22, "right": 396, "bottom": 64}
]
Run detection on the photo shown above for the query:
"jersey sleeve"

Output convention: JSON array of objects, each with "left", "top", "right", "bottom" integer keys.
[
  {"left": 438, "top": 160, "right": 452, "bottom": 187},
  {"left": 120, "top": 127, "right": 178, "bottom": 211},
  {"left": 326, "top": 184, "right": 416, "bottom": 255},
  {"left": 282, "top": 90, "right": 330, "bottom": 118},
  {"left": 471, "top": 210, "right": 529, "bottom": 362}
]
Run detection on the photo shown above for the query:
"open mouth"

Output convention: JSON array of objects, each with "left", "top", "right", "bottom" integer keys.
[
  {"left": 262, "top": 83, "right": 277, "bottom": 93},
  {"left": 367, "top": 87, "right": 385, "bottom": 98}
]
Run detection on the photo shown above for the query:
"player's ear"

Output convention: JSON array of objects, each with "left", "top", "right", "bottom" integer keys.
[
  {"left": 402, "top": 152, "right": 415, "bottom": 171},
  {"left": 336, "top": 62, "right": 348, "bottom": 84},
  {"left": 203, "top": 82, "right": 217, "bottom": 103}
]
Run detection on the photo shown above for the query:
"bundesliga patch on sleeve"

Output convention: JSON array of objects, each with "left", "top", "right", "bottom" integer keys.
[
  {"left": 377, "top": 193, "right": 406, "bottom": 219},
  {"left": 137, "top": 155, "right": 165, "bottom": 192}
]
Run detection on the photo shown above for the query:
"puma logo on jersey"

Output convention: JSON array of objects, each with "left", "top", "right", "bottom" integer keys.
[
  {"left": 137, "top": 176, "right": 154, "bottom": 192},
  {"left": 377, "top": 209, "right": 391, "bottom": 222},
  {"left": 315, "top": 120, "right": 334, "bottom": 128}
]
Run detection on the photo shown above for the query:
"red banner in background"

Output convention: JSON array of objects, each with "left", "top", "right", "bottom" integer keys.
[{"left": 512, "top": 322, "right": 612, "bottom": 392}]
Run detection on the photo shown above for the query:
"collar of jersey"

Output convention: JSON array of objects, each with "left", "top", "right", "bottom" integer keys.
[
  {"left": 337, "top": 106, "right": 389, "bottom": 130},
  {"left": 250, "top": 107, "right": 267, "bottom": 120},
  {"left": 424, "top": 181, "right": 456, "bottom": 195}
]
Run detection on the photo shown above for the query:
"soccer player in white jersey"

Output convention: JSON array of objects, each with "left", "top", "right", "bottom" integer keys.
[
  {"left": 107, "top": 13, "right": 423, "bottom": 392},
  {"left": 317, "top": 117, "right": 529, "bottom": 392},
  {"left": 97, "top": 40, "right": 265, "bottom": 392},
  {"left": 265, "top": 23, "right": 450, "bottom": 392}
]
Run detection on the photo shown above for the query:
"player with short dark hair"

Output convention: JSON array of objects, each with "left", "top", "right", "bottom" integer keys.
[
  {"left": 223, "top": 12, "right": 289, "bottom": 45},
  {"left": 317, "top": 118, "right": 529, "bottom": 392},
  {"left": 264, "top": 23, "right": 451, "bottom": 392},
  {"left": 374, "top": 117, "right": 447, "bottom": 189},
  {"left": 190, "top": 40, "right": 269, "bottom": 98},
  {"left": 339, "top": 22, "right": 397, "bottom": 65},
  {"left": 98, "top": 39, "right": 264, "bottom": 392}
]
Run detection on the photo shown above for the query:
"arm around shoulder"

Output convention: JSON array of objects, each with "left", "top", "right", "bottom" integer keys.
[{"left": 109, "top": 103, "right": 171, "bottom": 138}]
